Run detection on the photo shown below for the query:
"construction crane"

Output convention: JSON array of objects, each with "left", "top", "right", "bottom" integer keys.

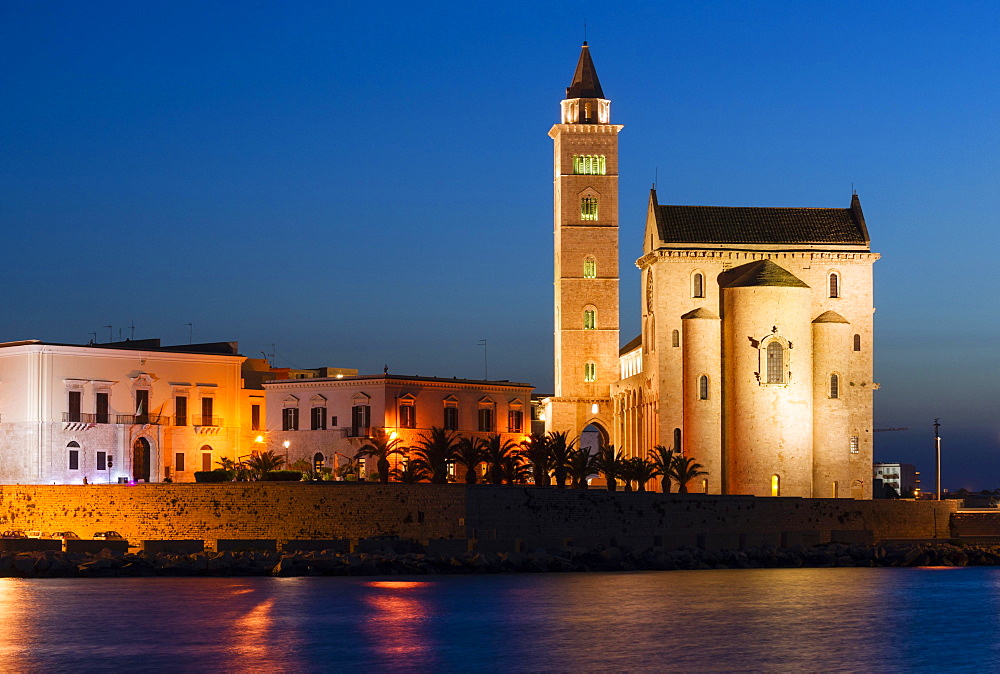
[{"left": 874, "top": 427, "right": 908, "bottom": 432}]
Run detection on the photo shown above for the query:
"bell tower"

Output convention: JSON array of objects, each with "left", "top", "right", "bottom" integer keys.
[{"left": 546, "top": 43, "right": 623, "bottom": 441}]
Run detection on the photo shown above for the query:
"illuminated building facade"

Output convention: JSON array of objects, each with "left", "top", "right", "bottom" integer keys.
[
  {"left": 0, "top": 338, "right": 259, "bottom": 484},
  {"left": 548, "top": 44, "right": 879, "bottom": 498},
  {"left": 263, "top": 374, "right": 533, "bottom": 478}
]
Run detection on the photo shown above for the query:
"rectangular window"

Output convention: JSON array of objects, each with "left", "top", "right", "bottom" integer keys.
[
  {"left": 201, "top": 397, "right": 214, "bottom": 426},
  {"left": 580, "top": 197, "right": 598, "bottom": 220},
  {"left": 508, "top": 410, "right": 523, "bottom": 433},
  {"left": 330, "top": 415, "right": 337, "bottom": 427},
  {"left": 572, "top": 155, "right": 607, "bottom": 175},
  {"left": 399, "top": 404, "right": 416, "bottom": 429},
  {"left": 251, "top": 404, "right": 261, "bottom": 431},
  {"left": 478, "top": 408, "right": 494, "bottom": 433},
  {"left": 351, "top": 405, "right": 372, "bottom": 436},
  {"left": 69, "top": 450, "right": 79, "bottom": 470},
  {"left": 282, "top": 407, "right": 299, "bottom": 431},
  {"left": 850, "top": 436, "right": 859, "bottom": 454},
  {"left": 584, "top": 362, "right": 596, "bottom": 382},
  {"left": 202, "top": 453, "right": 212, "bottom": 472},
  {"left": 68, "top": 391, "right": 82, "bottom": 422},
  {"left": 135, "top": 389, "right": 149, "bottom": 422},
  {"left": 95, "top": 392, "right": 109, "bottom": 424},
  {"left": 97, "top": 451, "right": 106, "bottom": 471},
  {"left": 443, "top": 406, "right": 459, "bottom": 431},
  {"left": 175, "top": 452, "right": 186, "bottom": 472},
  {"left": 175, "top": 396, "right": 188, "bottom": 426},
  {"left": 583, "top": 258, "right": 596, "bottom": 278},
  {"left": 311, "top": 406, "right": 327, "bottom": 431}
]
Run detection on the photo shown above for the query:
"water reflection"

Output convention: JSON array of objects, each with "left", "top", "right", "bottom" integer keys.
[
  {"left": 0, "top": 579, "right": 34, "bottom": 667},
  {"left": 361, "top": 580, "right": 436, "bottom": 667}
]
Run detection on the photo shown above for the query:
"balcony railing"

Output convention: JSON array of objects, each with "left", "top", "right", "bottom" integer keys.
[
  {"left": 115, "top": 414, "right": 169, "bottom": 425},
  {"left": 347, "top": 426, "right": 371, "bottom": 438},
  {"left": 63, "top": 412, "right": 114, "bottom": 424},
  {"left": 192, "top": 415, "right": 222, "bottom": 427}
]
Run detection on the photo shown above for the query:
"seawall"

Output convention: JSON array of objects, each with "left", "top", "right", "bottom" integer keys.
[{"left": 0, "top": 484, "right": 959, "bottom": 547}]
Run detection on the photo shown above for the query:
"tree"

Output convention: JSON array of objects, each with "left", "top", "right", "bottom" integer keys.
[
  {"left": 454, "top": 436, "right": 484, "bottom": 484},
  {"left": 650, "top": 445, "right": 676, "bottom": 493},
  {"left": 521, "top": 432, "right": 551, "bottom": 487},
  {"left": 547, "top": 431, "right": 577, "bottom": 489},
  {"left": 392, "top": 462, "right": 431, "bottom": 484},
  {"left": 596, "top": 444, "right": 626, "bottom": 492},
  {"left": 566, "top": 446, "right": 601, "bottom": 490},
  {"left": 622, "top": 456, "right": 659, "bottom": 492},
  {"left": 481, "top": 434, "right": 521, "bottom": 485},
  {"left": 356, "top": 428, "right": 405, "bottom": 484},
  {"left": 411, "top": 427, "right": 458, "bottom": 484},
  {"left": 244, "top": 450, "right": 285, "bottom": 481},
  {"left": 669, "top": 455, "right": 708, "bottom": 494}
]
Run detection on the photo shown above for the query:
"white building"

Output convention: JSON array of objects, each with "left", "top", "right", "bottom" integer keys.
[
  {"left": 0, "top": 338, "right": 257, "bottom": 484},
  {"left": 874, "top": 462, "right": 919, "bottom": 497}
]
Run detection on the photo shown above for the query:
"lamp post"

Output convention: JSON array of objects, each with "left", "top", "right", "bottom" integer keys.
[
  {"left": 934, "top": 418, "right": 941, "bottom": 501},
  {"left": 283, "top": 439, "right": 290, "bottom": 467}
]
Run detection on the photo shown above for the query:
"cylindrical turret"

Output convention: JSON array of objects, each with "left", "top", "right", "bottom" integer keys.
[
  {"left": 681, "top": 308, "right": 722, "bottom": 494},
  {"left": 723, "top": 260, "right": 813, "bottom": 497},
  {"left": 811, "top": 310, "right": 852, "bottom": 497}
]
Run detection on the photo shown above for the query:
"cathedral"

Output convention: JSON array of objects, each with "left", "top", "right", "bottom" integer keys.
[{"left": 544, "top": 44, "right": 878, "bottom": 499}]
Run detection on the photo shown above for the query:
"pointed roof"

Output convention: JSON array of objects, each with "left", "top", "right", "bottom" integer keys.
[
  {"left": 566, "top": 42, "right": 605, "bottom": 99},
  {"left": 813, "top": 310, "right": 850, "bottom": 324},
  {"left": 726, "top": 260, "right": 809, "bottom": 289}
]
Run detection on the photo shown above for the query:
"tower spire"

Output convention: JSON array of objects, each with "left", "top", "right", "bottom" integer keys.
[{"left": 566, "top": 42, "right": 604, "bottom": 99}]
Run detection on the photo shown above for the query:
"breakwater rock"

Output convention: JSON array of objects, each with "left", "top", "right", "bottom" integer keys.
[{"left": 2, "top": 541, "right": 999, "bottom": 578}]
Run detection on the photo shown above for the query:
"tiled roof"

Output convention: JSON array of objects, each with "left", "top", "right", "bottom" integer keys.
[
  {"left": 619, "top": 333, "right": 642, "bottom": 356},
  {"left": 727, "top": 260, "right": 809, "bottom": 288},
  {"left": 566, "top": 42, "right": 604, "bottom": 99},
  {"left": 654, "top": 193, "right": 870, "bottom": 246}
]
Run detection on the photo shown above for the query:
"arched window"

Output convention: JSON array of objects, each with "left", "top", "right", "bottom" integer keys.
[
  {"left": 580, "top": 197, "right": 598, "bottom": 221},
  {"left": 673, "top": 428, "right": 682, "bottom": 453},
  {"left": 200, "top": 445, "right": 213, "bottom": 472},
  {"left": 692, "top": 273, "right": 705, "bottom": 298},
  {"left": 766, "top": 341, "right": 785, "bottom": 383},
  {"left": 771, "top": 474, "right": 780, "bottom": 497},
  {"left": 583, "top": 309, "right": 596, "bottom": 330},
  {"left": 702, "top": 478, "right": 709, "bottom": 494},
  {"left": 831, "top": 481, "right": 839, "bottom": 498},
  {"left": 584, "top": 362, "right": 596, "bottom": 382},
  {"left": 583, "top": 257, "right": 596, "bottom": 278},
  {"left": 698, "top": 375, "right": 709, "bottom": 400},
  {"left": 830, "top": 374, "right": 840, "bottom": 399},
  {"left": 853, "top": 334, "right": 861, "bottom": 352},
  {"left": 829, "top": 272, "right": 840, "bottom": 298},
  {"left": 68, "top": 441, "right": 80, "bottom": 471},
  {"left": 671, "top": 330, "right": 680, "bottom": 348},
  {"left": 313, "top": 452, "right": 325, "bottom": 474}
]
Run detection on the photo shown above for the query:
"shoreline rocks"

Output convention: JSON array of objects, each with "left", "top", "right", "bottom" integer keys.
[{"left": 2, "top": 541, "right": 1000, "bottom": 578}]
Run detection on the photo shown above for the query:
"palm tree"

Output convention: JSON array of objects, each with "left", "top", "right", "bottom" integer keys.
[
  {"left": 453, "top": 436, "right": 484, "bottom": 484},
  {"left": 650, "top": 445, "right": 676, "bottom": 493},
  {"left": 501, "top": 452, "right": 531, "bottom": 485},
  {"left": 548, "top": 431, "right": 577, "bottom": 489},
  {"left": 626, "top": 456, "right": 660, "bottom": 492},
  {"left": 244, "top": 449, "right": 285, "bottom": 481},
  {"left": 481, "top": 434, "right": 520, "bottom": 485},
  {"left": 596, "top": 444, "right": 626, "bottom": 492},
  {"left": 521, "top": 432, "right": 551, "bottom": 486},
  {"left": 356, "top": 428, "right": 405, "bottom": 484},
  {"left": 566, "top": 446, "right": 601, "bottom": 490},
  {"left": 411, "top": 427, "right": 458, "bottom": 484},
  {"left": 392, "top": 461, "right": 431, "bottom": 484},
  {"left": 670, "top": 455, "right": 708, "bottom": 493}
]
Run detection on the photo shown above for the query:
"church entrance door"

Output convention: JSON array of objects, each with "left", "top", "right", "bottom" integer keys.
[{"left": 132, "top": 437, "right": 151, "bottom": 483}]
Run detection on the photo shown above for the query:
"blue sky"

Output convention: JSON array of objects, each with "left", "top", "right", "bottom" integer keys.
[{"left": 2, "top": 1, "right": 997, "bottom": 487}]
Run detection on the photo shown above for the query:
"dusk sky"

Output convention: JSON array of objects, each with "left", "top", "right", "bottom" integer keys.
[{"left": 2, "top": 2, "right": 997, "bottom": 487}]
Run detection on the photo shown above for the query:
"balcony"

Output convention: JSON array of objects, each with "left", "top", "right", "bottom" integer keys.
[
  {"left": 115, "top": 414, "right": 169, "bottom": 425},
  {"left": 192, "top": 415, "right": 222, "bottom": 427},
  {"left": 347, "top": 426, "right": 371, "bottom": 438}
]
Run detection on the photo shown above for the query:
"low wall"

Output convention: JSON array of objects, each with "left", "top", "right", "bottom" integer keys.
[{"left": 0, "top": 484, "right": 959, "bottom": 546}]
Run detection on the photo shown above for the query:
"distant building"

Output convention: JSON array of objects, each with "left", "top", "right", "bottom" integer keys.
[
  {"left": 545, "top": 43, "right": 879, "bottom": 498},
  {"left": 262, "top": 374, "right": 533, "bottom": 479},
  {"left": 0, "top": 338, "right": 258, "bottom": 484},
  {"left": 874, "top": 462, "right": 919, "bottom": 497}
]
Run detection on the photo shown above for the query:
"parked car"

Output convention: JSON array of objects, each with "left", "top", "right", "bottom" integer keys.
[
  {"left": 92, "top": 531, "right": 125, "bottom": 540},
  {"left": 26, "top": 530, "right": 46, "bottom": 539},
  {"left": 51, "top": 531, "right": 80, "bottom": 541},
  {"left": 1, "top": 530, "right": 25, "bottom": 539}
]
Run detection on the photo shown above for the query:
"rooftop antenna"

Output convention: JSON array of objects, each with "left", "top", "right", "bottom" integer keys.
[
  {"left": 129, "top": 321, "right": 135, "bottom": 341},
  {"left": 183, "top": 322, "right": 193, "bottom": 344},
  {"left": 88, "top": 332, "right": 97, "bottom": 345},
  {"left": 118, "top": 327, "right": 122, "bottom": 342},
  {"left": 478, "top": 339, "right": 489, "bottom": 380},
  {"left": 104, "top": 325, "right": 112, "bottom": 342}
]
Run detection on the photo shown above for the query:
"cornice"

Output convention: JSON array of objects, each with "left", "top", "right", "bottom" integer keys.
[
  {"left": 548, "top": 124, "right": 624, "bottom": 138},
  {"left": 636, "top": 249, "right": 881, "bottom": 270}
]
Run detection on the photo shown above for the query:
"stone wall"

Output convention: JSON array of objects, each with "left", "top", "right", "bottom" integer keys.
[{"left": 0, "top": 484, "right": 959, "bottom": 545}]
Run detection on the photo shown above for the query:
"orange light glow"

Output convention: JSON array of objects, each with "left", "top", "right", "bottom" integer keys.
[{"left": 365, "top": 581, "right": 429, "bottom": 589}]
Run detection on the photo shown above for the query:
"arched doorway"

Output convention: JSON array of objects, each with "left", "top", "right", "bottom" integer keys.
[
  {"left": 313, "top": 452, "right": 325, "bottom": 475},
  {"left": 580, "top": 421, "right": 609, "bottom": 455},
  {"left": 132, "top": 437, "right": 151, "bottom": 483}
]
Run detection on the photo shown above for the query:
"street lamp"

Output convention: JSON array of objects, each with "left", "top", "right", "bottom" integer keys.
[{"left": 283, "top": 439, "right": 290, "bottom": 467}]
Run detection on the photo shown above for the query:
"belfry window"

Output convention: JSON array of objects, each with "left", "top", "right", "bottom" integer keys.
[
  {"left": 584, "top": 362, "right": 596, "bottom": 382},
  {"left": 572, "top": 155, "right": 607, "bottom": 175},
  {"left": 766, "top": 342, "right": 785, "bottom": 384},
  {"left": 830, "top": 374, "right": 840, "bottom": 399},
  {"left": 581, "top": 197, "right": 598, "bottom": 221},
  {"left": 583, "top": 257, "right": 596, "bottom": 279},
  {"left": 829, "top": 272, "right": 840, "bottom": 298},
  {"left": 583, "top": 309, "right": 596, "bottom": 330},
  {"left": 692, "top": 273, "right": 705, "bottom": 298}
]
